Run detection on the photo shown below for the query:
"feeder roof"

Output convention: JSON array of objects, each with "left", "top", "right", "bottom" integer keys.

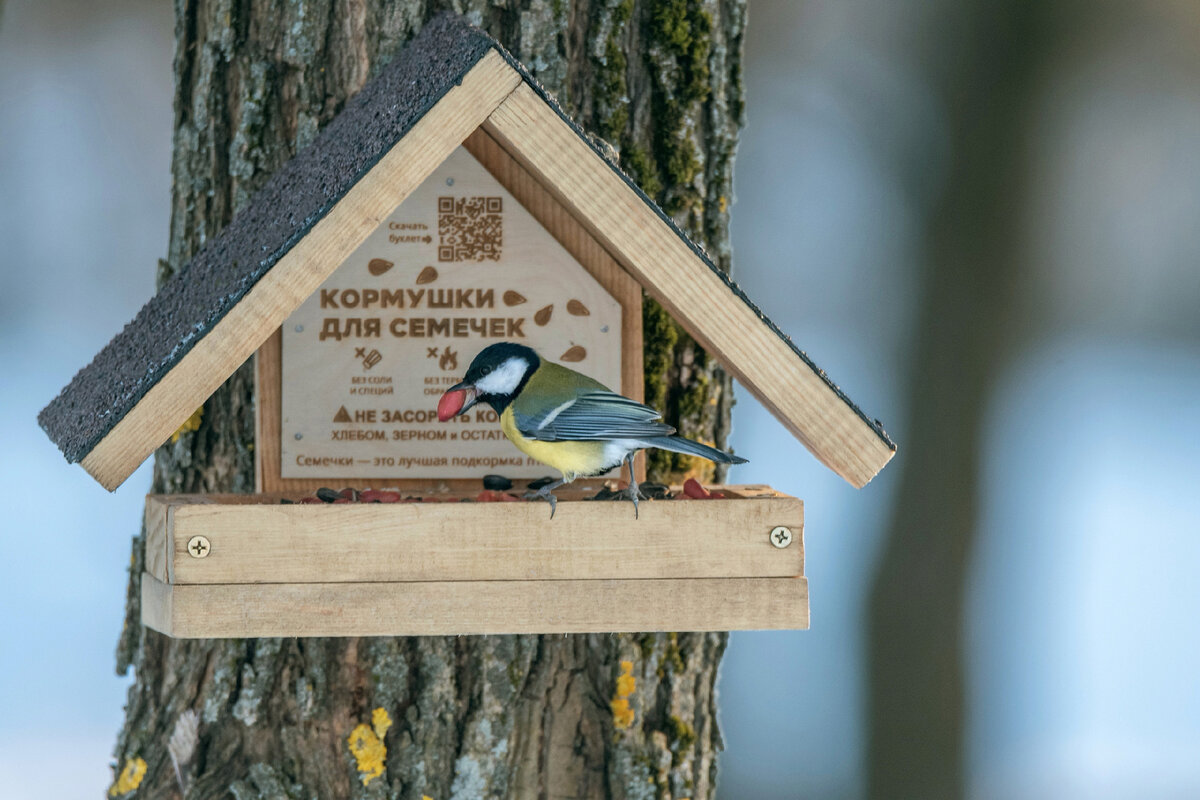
[{"left": 39, "top": 12, "right": 895, "bottom": 491}]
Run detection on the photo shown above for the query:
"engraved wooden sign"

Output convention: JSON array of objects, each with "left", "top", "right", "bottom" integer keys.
[{"left": 276, "top": 146, "right": 624, "bottom": 480}]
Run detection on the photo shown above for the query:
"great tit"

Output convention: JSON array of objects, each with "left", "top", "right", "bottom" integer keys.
[{"left": 438, "top": 342, "right": 747, "bottom": 517}]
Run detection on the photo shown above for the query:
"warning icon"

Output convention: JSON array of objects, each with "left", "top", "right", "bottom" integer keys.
[{"left": 333, "top": 406, "right": 352, "bottom": 423}]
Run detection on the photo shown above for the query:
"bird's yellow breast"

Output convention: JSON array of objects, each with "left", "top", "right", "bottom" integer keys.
[{"left": 500, "top": 406, "right": 608, "bottom": 482}]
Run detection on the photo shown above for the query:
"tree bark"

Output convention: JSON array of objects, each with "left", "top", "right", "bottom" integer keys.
[
  {"left": 112, "top": 2, "right": 745, "bottom": 798},
  {"left": 866, "top": 2, "right": 1052, "bottom": 797}
]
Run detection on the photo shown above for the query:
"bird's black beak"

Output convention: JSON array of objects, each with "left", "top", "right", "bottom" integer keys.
[{"left": 446, "top": 380, "right": 479, "bottom": 416}]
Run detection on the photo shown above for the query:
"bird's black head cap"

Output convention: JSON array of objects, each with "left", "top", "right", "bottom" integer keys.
[{"left": 461, "top": 342, "right": 540, "bottom": 412}]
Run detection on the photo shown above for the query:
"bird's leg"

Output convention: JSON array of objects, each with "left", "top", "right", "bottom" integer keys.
[
  {"left": 622, "top": 452, "right": 641, "bottom": 520},
  {"left": 524, "top": 477, "right": 567, "bottom": 519}
]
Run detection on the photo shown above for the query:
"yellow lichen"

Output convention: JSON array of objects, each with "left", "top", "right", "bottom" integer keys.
[
  {"left": 611, "top": 660, "right": 637, "bottom": 729},
  {"left": 611, "top": 698, "right": 635, "bottom": 729},
  {"left": 347, "top": 707, "right": 392, "bottom": 786},
  {"left": 108, "top": 756, "right": 147, "bottom": 796},
  {"left": 372, "top": 707, "right": 392, "bottom": 739},
  {"left": 170, "top": 406, "right": 204, "bottom": 443}
]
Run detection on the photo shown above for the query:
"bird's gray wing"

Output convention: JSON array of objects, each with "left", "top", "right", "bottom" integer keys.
[{"left": 512, "top": 391, "right": 675, "bottom": 442}]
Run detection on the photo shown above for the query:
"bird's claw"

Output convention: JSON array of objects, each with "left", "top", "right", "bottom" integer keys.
[
  {"left": 621, "top": 484, "right": 641, "bottom": 519},
  {"left": 523, "top": 486, "right": 558, "bottom": 519}
]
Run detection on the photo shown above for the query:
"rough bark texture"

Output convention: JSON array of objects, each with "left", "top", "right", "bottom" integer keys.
[
  {"left": 113, "top": 2, "right": 745, "bottom": 798},
  {"left": 865, "top": 2, "right": 1049, "bottom": 798}
]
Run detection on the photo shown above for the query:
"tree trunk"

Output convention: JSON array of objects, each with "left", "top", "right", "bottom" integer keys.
[
  {"left": 112, "top": 2, "right": 745, "bottom": 798},
  {"left": 866, "top": 2, "right": 1051, "bottom": 797}
]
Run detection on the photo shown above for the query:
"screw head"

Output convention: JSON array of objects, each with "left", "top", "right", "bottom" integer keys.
[
  {"left": 770, "top": 526, "right": 793, "bottom": 549},
  {"left": 186, "top": 535, "right": 211, "bottom": 559}
]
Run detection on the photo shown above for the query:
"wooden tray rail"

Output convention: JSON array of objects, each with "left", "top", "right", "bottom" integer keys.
[{"left": 141, "top": 484, "right": 808, "bottom": 638}]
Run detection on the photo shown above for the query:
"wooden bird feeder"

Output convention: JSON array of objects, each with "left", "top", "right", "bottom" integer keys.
[{"left": 38, "top": 15, "right": 895, "bottom": 638}]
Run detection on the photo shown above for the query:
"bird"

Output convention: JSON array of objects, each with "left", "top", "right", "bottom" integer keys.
[{"left": 437, "top": 342, "right": 746, "bottom": 517}]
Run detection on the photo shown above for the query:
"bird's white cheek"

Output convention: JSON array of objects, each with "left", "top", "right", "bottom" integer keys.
[{"left": 474, "top": 357, "right": 528, "bottom": 395}]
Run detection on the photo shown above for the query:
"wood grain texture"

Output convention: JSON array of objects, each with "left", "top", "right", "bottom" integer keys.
[
  {"left": 483, "top": 83, "right": 896, "bottom": 488},
  {"left": 142, "top": 493, "right": 172, "bottom": 586},
  {"left": 253, "top": 329, "right": 283, "bottom": 493},
  {"left": 80, "top": 51, "right": 522, "bottom": 491},
  {"left": 139, "top": 568, "right": 174, "bottom": 636},
  {"left": 143, "top": 491, "right": 802, "bottom": 585},
  {"left": 141, "top": 572, "right": 809, "bottom": 638}
]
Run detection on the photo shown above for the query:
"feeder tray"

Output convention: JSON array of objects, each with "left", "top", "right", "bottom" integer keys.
[
  {"left": 141, "top": 483, "right": 806, "bottom": 638},
  {"left": 39, "top": 16, "right": 894, "bottom": 641}
]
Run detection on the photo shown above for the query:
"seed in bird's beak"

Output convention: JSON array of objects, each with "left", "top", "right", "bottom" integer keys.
[
  {"left": 437, "top": 386, "right": 476, "bottom": 421},
  {"left": 438, "top": 389, "right": 466, "bottom": 421}
]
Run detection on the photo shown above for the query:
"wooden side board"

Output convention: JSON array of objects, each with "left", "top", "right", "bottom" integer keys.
[
  {"left": 483, "top": 83, "right": 896, "bottom": 488},
  {"left": 81, "top": 51, "right": 522, "bottom": 491},
  {"left": 142, "top": 572, "right": 809, "bottom": 637},
  {"left": 144, "top": 490, "right": 803, "bottom": 584}
]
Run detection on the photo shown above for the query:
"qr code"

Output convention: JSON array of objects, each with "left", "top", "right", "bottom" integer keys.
[{"left": 438, "top": 196, "right": 502, "bottom": 262}]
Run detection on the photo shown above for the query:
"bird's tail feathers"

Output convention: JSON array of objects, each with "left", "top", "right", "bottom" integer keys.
[{"left": 643, "top": 435, "right": 747, "bottom": 465}]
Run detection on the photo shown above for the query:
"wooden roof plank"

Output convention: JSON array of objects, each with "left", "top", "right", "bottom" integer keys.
[{"left": 483, "top": 84, "right": 895, "bottom": 487}]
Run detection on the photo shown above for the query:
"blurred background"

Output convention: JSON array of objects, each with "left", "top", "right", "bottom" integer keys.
[{"left": 2, "top": 0, "right": 1198, "bottom": 797}]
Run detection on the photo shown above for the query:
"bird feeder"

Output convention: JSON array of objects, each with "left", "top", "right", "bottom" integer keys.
[{"left": 38, "top": 14, "right": 895, "bottom": 638}]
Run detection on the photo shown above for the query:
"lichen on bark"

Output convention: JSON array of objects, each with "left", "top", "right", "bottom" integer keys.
[{"left": 115, "top": 2, "right": 746, "bottom": 797}]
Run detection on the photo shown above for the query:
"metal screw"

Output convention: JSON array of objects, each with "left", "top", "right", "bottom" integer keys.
[
  {"left": 294, "top": 324, "right": 304, "bottom": 333},
  {"left": 294, "top": 433, "right": 303, "bottom": 440},
  {"left": 770, "top": 526, "right": 793, "bottom": 549},
  {"left": 446, "top": 177, "right": 455, "bottom": 186},
  {"left": 187, "top": 535, "right": 211, "bottom": 559}
]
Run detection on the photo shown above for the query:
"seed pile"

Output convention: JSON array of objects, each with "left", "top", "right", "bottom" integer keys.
[
  {"left": 589, "top": 479, "right": 730, "bottom": 501},
  {"left": 283, "top": 486, "right": 518, "bottom": 504},
  {"left": 680, "top": 478, "right": 729, "bottom": 500},
  {"left": 283, "top": 476, "right": 729, "bottom": 504}
]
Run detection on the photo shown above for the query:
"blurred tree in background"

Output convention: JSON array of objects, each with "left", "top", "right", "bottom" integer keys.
[{"left": 867, "top": 1, "right": 1050, "bottom": 796}]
